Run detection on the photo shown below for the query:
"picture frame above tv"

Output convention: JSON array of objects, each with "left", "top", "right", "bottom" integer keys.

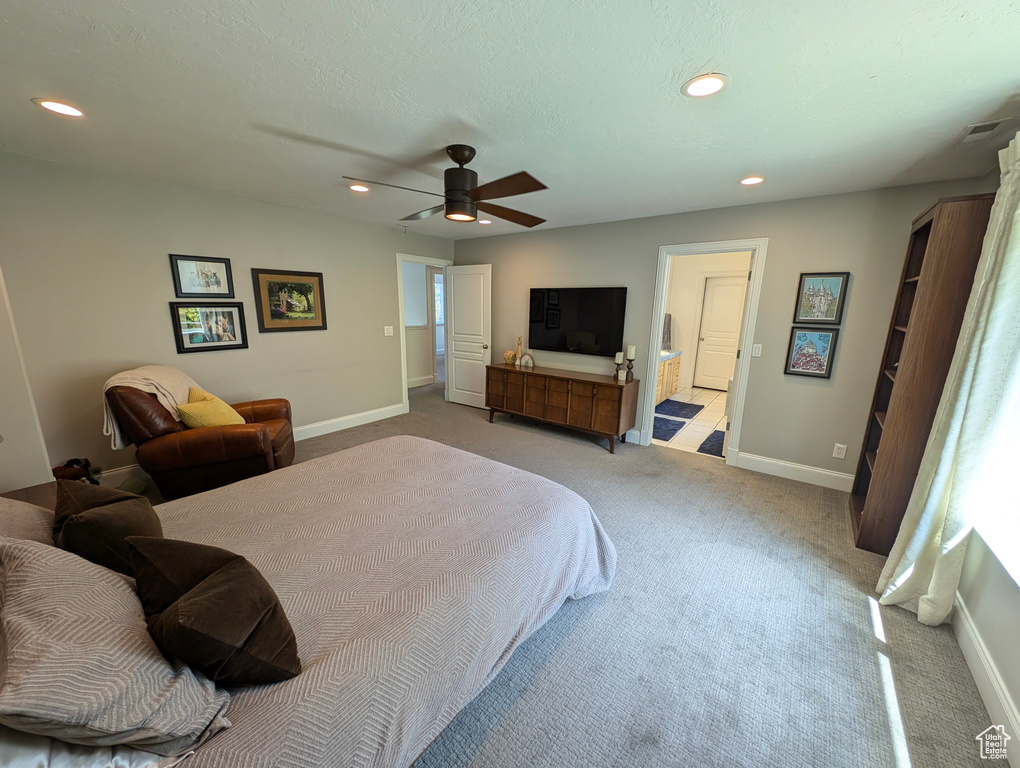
[{"left": 528, "top": 287, "right": 627, "bottom": 357}]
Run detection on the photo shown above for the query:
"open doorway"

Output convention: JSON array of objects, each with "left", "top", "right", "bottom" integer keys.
[
  {"left": 642, "top": 239, "right": 768, "bottom": 464},
  {"left": 396, "top": 253, "right": 453, "bottom": 408},
  {"left": 428, "top": 267, "right": 445, "bottom": 384}
]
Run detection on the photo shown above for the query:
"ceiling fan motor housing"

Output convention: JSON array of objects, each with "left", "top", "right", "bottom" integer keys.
[{"left": 444, "top": 166, "right": 478, "bottom": 220}]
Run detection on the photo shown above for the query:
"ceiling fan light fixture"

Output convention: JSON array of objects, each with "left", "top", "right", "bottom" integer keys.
[
  {"left": 739, "top": 175, "right": 765, "bottom": 185},
  {"left": 444, "top": 200, "right": 477, "bottom": 222},
  {"left": 32, "top": 98, "right": 83, "bottom": 117},
  {"left": 349, "top": 183, "right": 369, "bottom": 192},
  {"left": 682, "top": 73, "right": 727, "bottom": 98}
]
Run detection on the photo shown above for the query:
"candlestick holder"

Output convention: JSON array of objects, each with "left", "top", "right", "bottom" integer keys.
[
  {"left": 625, "top": 348, "right": 636, "bottom": 381},
  {"left": 615, "top": 361, "right": 624, "bottom": 376}
]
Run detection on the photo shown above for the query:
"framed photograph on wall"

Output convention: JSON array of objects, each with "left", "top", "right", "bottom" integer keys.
[
  {"left": 169, "top": 302, "right": 248, "bottom": 354},
  {"left": 251, "top": 268, "right": 327, "bottom": 332},
  {"left": 785, "top": 327, "right": 838, "bottom": 378},
  {"left": 793, "top": 272, "right": 849, "bottom": 325},
  {"left": 169, "top": 255, "right": 234, "bottom": 298}
]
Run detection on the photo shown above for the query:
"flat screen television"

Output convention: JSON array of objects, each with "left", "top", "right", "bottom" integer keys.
[{"left": 528, "top": 287, "right": 627, "bottom": 358}]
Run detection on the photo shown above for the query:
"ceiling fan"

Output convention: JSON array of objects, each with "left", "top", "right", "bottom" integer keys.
[{"left": 343, "top": 144, "right": 547, "bottom": 228}]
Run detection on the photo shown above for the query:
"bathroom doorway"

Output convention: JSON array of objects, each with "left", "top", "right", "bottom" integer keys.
[{"left": 642, "top": 238, "right": 768, "bottom": 464}]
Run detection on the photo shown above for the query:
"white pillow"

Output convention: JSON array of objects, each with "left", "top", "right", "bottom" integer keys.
[
  {"left": 0, "top": 538, "right": 231, "bottom": 756},
  {"left": 0, "top": 497, "right": 54, "bottom": 544}
]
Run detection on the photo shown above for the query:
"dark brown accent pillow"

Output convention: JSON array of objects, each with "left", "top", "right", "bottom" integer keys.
[
  {"left": 126, "top": 536, "right": 301, "bottom": 686},
  {"left": 52, "top": 480, "right": 162, "bottom": 575}
]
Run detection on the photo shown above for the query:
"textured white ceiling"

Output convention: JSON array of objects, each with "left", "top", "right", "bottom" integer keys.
[{"left": 1, "top": 0, "right": 1017, "bottom": 239}]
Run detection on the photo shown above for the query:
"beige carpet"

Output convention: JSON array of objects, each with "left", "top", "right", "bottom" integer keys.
[{"left": 296, "top": 383, "right": 991, "bottom": 767}]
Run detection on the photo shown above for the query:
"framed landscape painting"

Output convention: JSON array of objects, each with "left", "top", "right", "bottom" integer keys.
[
  {"left": 170, "top": 302, "right": 248, "bottom": 354},
  {"left": 793, "top": 272, "right": 849, "bottom": 325},
  {"left": 785, "top": 327, "right": 838, "bottom": 378},
  {"left": 169, "top": 254, "right": 234, "bottom": 298},
  {"left": 251, "top": 268, "right": 327, "bottom": 333}
]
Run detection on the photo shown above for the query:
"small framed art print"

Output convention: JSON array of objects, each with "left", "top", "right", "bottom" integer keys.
[
  {"left": 169, "top": 255, "right": 234, "bottom": 298},
  {"left": 784, "top": 327, "right": 838, "bottom": 378},
  {"left": 793, "top": 272, "right": 849, "bottom": 325},
  {"left": 170, "top": 302, "right": 248, "bottom": 354},
  {"left": 251, "top": 268, "right": 327, "bottom": 333}
]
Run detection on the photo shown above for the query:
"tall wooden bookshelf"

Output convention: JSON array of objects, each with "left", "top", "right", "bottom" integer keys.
[{"left": 850, "top": 194, "right": 994, "bottom": 555}]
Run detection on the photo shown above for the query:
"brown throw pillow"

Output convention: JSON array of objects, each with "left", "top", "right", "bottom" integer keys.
[
  {"left": 52, "top": 480, "right": 162, "bottom": 575},
  {"left": 0, "top": 538, "right": 230, "bottom": 756},
  {"left": 127, "top": 536, "right": 301, "bottom": 686}
]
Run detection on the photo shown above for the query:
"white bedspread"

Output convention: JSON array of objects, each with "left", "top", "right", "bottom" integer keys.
[{"left": 6, "top": 436, "right": 616, "bottom": 768}]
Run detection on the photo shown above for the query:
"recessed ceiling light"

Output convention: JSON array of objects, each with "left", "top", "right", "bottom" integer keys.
[
  {"left": 32, "top": 98, "right": 83, "bottom": 117},
  {"left": 682, "top": 73, "right": 727, "bottom": 98},
  {"left": 478, "top": 219, "right": 492, "bottom": 225},
  {"left": 739, "top": 176, "right": 765, "bottom": 186},
  {"left": 349, "top": 184, "right": 369, "bottom": 192}
]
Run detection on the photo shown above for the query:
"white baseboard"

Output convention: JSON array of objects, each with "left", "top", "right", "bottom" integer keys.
[
  {"left": 407, "top": 375, "right": 435, "bottom": 389},
  {"left": 954, "top": 592, "right": 1020, "bottom": 766},
  {"left": 730, "top": 450, "right": 855, "bottom": 491},
  {"left": 293, "top": 402, "right": 408, "bottom": 442},
  {"left": 97, "top": 463, "right": 149, "bottom": 488}
]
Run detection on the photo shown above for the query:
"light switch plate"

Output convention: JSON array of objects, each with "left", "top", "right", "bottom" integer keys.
[
  {"left": 384, "top": 326, "right": 394, "bottom": 336},
  {"left": 751, "top": 344, "right": 762, "bottom": 357}
]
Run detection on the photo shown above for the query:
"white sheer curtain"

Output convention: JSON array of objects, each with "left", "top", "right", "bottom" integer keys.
[{"left": 877, "top": 132, "right": 1020, "bottom": 625}]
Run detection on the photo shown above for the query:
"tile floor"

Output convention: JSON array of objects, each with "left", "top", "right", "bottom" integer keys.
[{"left": 651, "top": 386, "right": 727, "bottom": 456}]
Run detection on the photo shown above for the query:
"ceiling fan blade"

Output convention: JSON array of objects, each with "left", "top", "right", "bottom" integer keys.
[
  {"left": 342, "top": 176, "right": 446, "bottom": 198},
  {"left": 468, "top": 172, "right": 547, "bottom": 201},
  {"left": 254, "top": 125, "right": 445, "bottom": 179},
  {"left": 401, "top": 205, "right": 446, "bottom": 222},
  {"left": 476, "top": 202, "right": 545, "bottom": 228}
]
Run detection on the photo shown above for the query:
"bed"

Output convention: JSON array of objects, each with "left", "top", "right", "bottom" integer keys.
[{"left": 1, "top": 435, "right": 616, "bottom": 768}]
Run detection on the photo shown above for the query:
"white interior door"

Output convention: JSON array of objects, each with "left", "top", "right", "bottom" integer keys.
[
  {"left": 693, "top": 276, "right": 747, "bottom": 390},
  {"left": 445, "top": 264, "right": 491, "bottom": 408}
]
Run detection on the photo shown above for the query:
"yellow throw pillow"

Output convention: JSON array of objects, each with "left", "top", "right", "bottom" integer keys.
[{"left": 176, "top": 387, "right": 246, "bottom": 429}]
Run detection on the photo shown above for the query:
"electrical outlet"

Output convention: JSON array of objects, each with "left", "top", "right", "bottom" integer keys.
[
  {"left": 384, "top": 326, "right": 394, "bottom": 336},
  {"left": 751, "top": 344, "right": 762, "bottom": 357},
  {"left": 832, "top": 443, "right": 847, "bottom": 460}
]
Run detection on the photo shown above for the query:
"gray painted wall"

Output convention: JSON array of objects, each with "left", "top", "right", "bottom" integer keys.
[
  {"left": 0, "top": 265, "right": 51, "bottom": 492},
  {"left": 0, "top": 153, "right": 453, "bottom": 473},
  {"left": 454, "top": 177, "right": 995, "bottom": 473}
]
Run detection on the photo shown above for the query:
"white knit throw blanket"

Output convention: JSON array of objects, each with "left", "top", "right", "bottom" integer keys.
[{"left": 103, "top": 365, "right": 200, "bottom": 450}]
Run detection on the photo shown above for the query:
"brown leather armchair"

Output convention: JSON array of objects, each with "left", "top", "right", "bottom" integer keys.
[{"left": 105, "top": 387, "right": 295, "bottom": 500}]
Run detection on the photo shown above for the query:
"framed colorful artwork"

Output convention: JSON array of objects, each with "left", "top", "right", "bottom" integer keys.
[
  {"left": 785, "top": 327, "right": 838, "bottom": 378},
  {"left": 251, "top": 268, "right": 327, "bottom": 333},
  {"left": 169, "top": 302, "right": 248, "bottom": 354},
  {"left": 793, "top": 272, "right": 849, "bottom": 325},
  {"left": 169, "top": 255, "right": 234, "bottom": 298}
]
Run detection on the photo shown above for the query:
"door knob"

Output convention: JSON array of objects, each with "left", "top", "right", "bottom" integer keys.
[{"left": 482, "top": 344, "right": 489, "bottom": 349}]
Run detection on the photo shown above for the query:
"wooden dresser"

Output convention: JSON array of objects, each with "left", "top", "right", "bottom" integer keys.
[{"left": 485, "top": 364, "right": 639, "bottom": 453}]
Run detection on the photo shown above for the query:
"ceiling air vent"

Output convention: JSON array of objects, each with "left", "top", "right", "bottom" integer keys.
[{"left": 956, "top": 119, "right": 1010, "bottom": 144}]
